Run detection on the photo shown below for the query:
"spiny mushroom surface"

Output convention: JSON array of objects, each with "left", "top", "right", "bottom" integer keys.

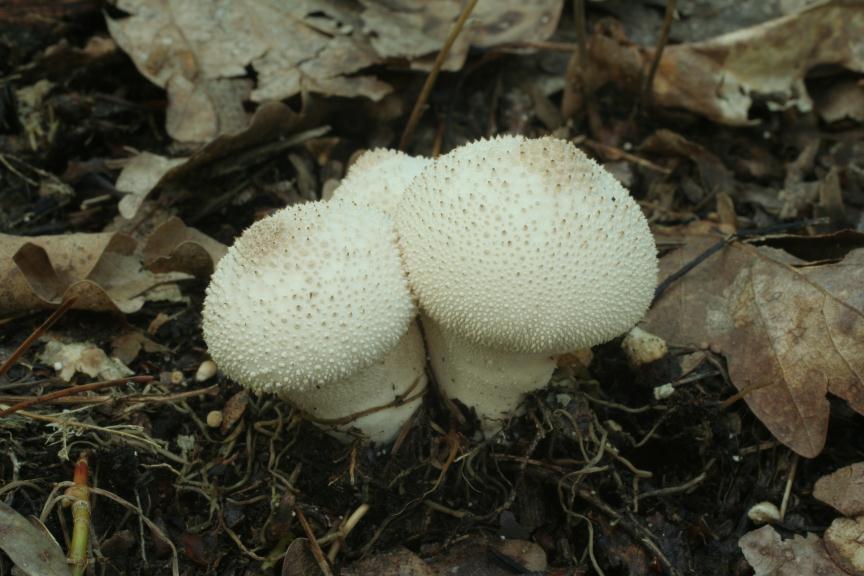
[
  {"left": 203, "top": 199, "right": 426, "bottom": 443},
  {"left": 395, "top": 135, "right": 657, "bottom": 434},
  {"left": 331, "top": 149, "right": 430, "bottom": 216}
]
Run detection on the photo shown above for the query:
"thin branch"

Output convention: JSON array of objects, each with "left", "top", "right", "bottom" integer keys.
[
  {"left": 639, "top": 0, "right": 677, "bottom": 110},
  {"left": 0, "top": 375, "right": 154, "bottom": 418},
  {"left": 0, "top": 297, "right": 77, "bottom": 377},
  {"left": 399, "top": 0, "right": 479, "bottom": 151}
]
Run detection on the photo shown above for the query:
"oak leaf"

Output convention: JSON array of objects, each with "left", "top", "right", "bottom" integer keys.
[{"left": 645, "top": 236, "right": 864, "bottom": 457}]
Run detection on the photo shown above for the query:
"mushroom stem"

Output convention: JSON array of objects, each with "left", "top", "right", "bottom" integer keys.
[
  {"left": 283, "top": 323, "right": 428, "bottom": 443},
  {"left": 423, "top": 316, "right": 555, "bottom": 436}
]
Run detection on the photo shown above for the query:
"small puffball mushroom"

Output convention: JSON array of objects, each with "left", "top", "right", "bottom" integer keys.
[
  {"left": 202, "top": 200, "right": 427, "bottom": 443},
  {"left": 396, "top": 135, "right": 657, "bottom": 435},
  {"left": 331, "top": 149, "right": 430, "bottom": 216}
]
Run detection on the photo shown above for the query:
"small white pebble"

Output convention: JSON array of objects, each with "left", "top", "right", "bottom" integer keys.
[
  {"left": 206, "top": 410, "right": 223, "bottom": 428},
  {"left": 654, "top": 383, "right": 676, "bottom": 400},
  {"left": 53, "top": 362, "right": 63, "bottom": 371},
  {"left": 747, "top": 501, "right": 781, "bottom": 525},
  {"left": 196, "top": 359, "right": 217, "bottom": 382}
]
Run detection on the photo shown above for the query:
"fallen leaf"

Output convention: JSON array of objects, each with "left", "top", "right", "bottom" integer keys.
[
  {"left": 815, "top": 463, "right": 864, "bottom": 517},
  {"left": 142, "top": 217, "right": 227, "bottom": 278},
  {"left": 644, "top": 236, "right": 864, "bottom": 457},
  {"left": 739, "top": 525, "right": 846, "bottom": 576},
  {"left": 39, "top": 338, "right": 134, "bottom": 381},
  {"left": 106, "top": 0, "right": 562, "bottom": 141},
  {"left": 342, "top": 548, "right": 432, "bottom": 576},
  {"left": 814, "top": 79, "right": 864, "bottom": 124},
  {"left": 116, "top": 153, "right": 186, "bottom": 219},
  {"left": 113, "top": 101, "right": 323, "bottom": 221},
  {"left": 0, "top": 232, "right": 189, "bottom": 317},
  {"left": 342, "top": 536, "right": 546, "bottom": 576},
  {"left": 0, "top": 502, "right": 71, "bottom": 576},
  {"left": 281, "top": 538, "right": 323, "bottom": 576},
  {"left": 427, "top": 536, "right": 547, "bottom": 575},
  {"left": 111, "top": 329, "right": 169, "bottom": 365},
  {"left": 33, "top": 36, "right": 118, "bottom": 81},
  {"left": 824, "top": 516, "right": 864, "bottom": 575},
  {"left": 585, "top": 3, "right": 864, "bottom": 125}
]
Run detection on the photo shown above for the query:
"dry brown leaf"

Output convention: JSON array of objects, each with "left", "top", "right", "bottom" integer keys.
[
  {"left": 281, "top": 538, "right": 322, "bottom": 576},
  {"left": 38, "top": 338, "right": 133, "bottom": 381},
  {"left": 33, "top": 36, "right": 118, "bottom": 80},
  {"left": 106, "top": 0, "right": 561, "bottom": 142},
  {"left": 644, "top": 236, "right": 864, "bottom": 457},
  {"left": 111, "top": 329, "right": 169, "bottom": 365},
  {"left": 143, "top": 218, "right": 227, "bottom": 278},
  {"left": 427, "top": 536, "right": 547, "bottom": 575},
  {"left": 342, "top": 536, "right": 546, "bottom": 576},
  {"left": 815, "top": 463, "right": 864, "bottom": 517},
  {"left": 113, "top": 101, "right": 321, "bottom": 221},
  {"left": 116, "top": 153, "right": 187, "bottom": 219},
  {"left": 0, "top": 232, "right": 189, "bottom": 317},
  {"left": 0, "top": 503, "right": 70, "bottom": 576},
  {"left": 586, "top": 3, "right": 864, "bottom": 125},
  {"left": 739, "top": 525, "right": 847, "bottom": 576},
  {"left": 814, "top": 79, "right": 864, "bottom": 124},
  {"left": 341, "top": 548, "right": 432, "bottom": 576},
  {"left": 824, "top": 516, "right": 864, "bottom": 575}
]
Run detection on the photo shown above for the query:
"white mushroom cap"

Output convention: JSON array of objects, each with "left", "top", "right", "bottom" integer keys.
[
  {"left": 202, "top": 199, "right": 416, "bottom": 393},
  {"left": 396, "top": 134, "right": 657, "bottom": 355},
  {"left": 331, "top": 149, "right": 430, "bottom": 216}
]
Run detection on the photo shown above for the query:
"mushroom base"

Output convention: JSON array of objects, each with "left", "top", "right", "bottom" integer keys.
[
  {"left": 282, "top": 323, "right": 428, "bottom": 444},
  {"left": 423, "top": 316, "right": 556, "bottom": 437}
]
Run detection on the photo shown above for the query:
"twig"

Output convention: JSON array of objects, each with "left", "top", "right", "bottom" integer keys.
[
  {"left": 719, "top": 381, "right": 773, "bottom": 410},
  {"left": 581, "top": 139, "right": 672, "bottom": 175},
  {"left": 294, "top": 506, "right": 334, "bottom": 576},
  {"left": 423, "top": 499, "right": 469, "bottom": 519},
  {"left": 638, "top": 0, "right": 677, "bottom": 111},
  {"left": 399, "top": 0, "right": 479, "bottom": 150},
  {"left": 779, "top": 454, "right": 798, "bottom": 522},
  {"left": 325, "top": 503, "right": 370, "bottom": 561},
  {"left": 636, "top": 459, "right": 715, "bottom": 503},
  {"left": 652, "top": 217, "right": 830, "bottom": 306},
  {"left": 0, "top": 375, "right": 154, "bottom": 417},
  {"left": 561, "top": 0, "right": 590, "bottom": 119},
  {"left": 575, "top": 489, "right": 682, "bottom": 576},
  {"left": 0, "top": 297, "right": 77, "bottom": 377}
]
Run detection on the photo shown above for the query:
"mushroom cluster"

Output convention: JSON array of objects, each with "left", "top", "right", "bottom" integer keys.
[{"left": 203, "top": 135, "right": 657, "bottom": 443}]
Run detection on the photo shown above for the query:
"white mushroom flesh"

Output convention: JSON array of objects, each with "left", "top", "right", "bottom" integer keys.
[
  {"left": 203, "top": 199, "right": 423, "bottom": 442},
  {"left": 331, "top": 149, "right": 430, "bottom": 216},
  {"left": 396, "top": 135, "right": 657, "bottom": 434}
]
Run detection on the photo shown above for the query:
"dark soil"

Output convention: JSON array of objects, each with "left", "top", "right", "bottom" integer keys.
[{"left": 1, "top": 3, "right": 862, "bottom": 576}]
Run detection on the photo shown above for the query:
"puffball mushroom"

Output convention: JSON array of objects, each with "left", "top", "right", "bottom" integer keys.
[
  {"left": 331, "top": 149, "right": 430, "bottom": 216},
  {"left": 202, "top": 200, "right": 427, "bottom": 443},
  {"left": 396, "top": 135, "right": 657, "bottom": 435}
]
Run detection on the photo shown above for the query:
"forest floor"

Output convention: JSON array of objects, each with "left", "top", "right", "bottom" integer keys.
[{"left": 1, "top": 2, "right": 863, "bottom": 575}]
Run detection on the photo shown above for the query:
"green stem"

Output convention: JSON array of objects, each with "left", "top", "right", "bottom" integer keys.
[{"left": 67, "top": 454, "right": 91, "bottom": 576}]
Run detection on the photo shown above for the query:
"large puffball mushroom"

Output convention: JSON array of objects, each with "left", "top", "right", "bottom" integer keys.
[
  {"left": 396, "top": 135, "right": 657, "bottom": 435},
  {"left": 202, "top": 200, "right": 427, "bottom": 443},
  {"left": 331, "top": 149, "right": 430, "bottom": 216}
]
